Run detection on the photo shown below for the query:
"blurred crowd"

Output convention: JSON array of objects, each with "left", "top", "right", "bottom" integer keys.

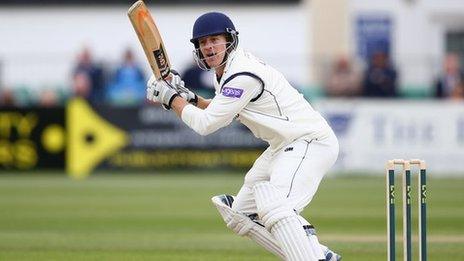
[
  {"left": 325, "top": 51, "right": 464, "bottom": 100},
  {"left": 0, "top": 48, "right": 463, "bottom": 107},
  {"left": 0, "top": 47, "right": 216, "bottom": 107}
]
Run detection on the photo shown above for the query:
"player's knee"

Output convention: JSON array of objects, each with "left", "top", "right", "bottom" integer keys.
[{"left": 252, "top": 182, "right": 295, "bottom": 229}]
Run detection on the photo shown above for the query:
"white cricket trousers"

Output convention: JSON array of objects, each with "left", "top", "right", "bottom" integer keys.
[{"left": 232, "top": 130, "right": 339, "bottom": 214}]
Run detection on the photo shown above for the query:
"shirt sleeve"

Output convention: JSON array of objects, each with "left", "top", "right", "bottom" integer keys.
[{"left": 181, "top": 74, "right": 263, "bottom": 136}]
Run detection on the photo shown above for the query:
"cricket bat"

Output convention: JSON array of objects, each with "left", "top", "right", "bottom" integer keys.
[{"left": 128, "top": 0, "right": 171, "bottom": 80}]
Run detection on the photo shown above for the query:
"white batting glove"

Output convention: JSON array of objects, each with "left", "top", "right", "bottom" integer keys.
[
  {"left": 170, "top": 70, "right": 198, "bottom": 106},
  {"left": 146, "top": 75, "right": 179, "bottom": 110}
]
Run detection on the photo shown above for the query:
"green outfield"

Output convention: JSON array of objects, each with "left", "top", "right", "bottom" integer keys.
[{"left": 0, "top": 172, "right": 463, "bottom": 260}]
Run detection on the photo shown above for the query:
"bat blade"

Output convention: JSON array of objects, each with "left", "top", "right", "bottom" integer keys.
[{"left": 128, "top": 0, "right": 171, "bottom": 80}]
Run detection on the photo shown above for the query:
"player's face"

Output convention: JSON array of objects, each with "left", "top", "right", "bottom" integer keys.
[{"left": 198, "top": 34, "right": 228, "bottom": 68}]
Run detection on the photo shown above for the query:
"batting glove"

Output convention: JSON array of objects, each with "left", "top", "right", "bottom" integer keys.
[
  {"left": 170, "top": 70, "right": 198, "bottom": 106},
  {"left": 146, "top": 75, "right": 179, "bottom": 110}
]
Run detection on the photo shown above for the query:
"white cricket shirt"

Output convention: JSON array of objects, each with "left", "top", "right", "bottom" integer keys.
[{"left": 182, "top": 48, "right": 332, "bottom": 152}]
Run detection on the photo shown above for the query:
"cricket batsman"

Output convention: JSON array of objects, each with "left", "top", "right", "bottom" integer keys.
[{"left": 146, "top": 12, "right": 341, "bottom": 261}]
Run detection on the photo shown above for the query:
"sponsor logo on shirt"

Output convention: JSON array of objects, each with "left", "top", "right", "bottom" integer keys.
[
  {"left": 284, "top": 147, "right": 293, "bottom": 152},
  {"left": 222, "top": 87, "right": 244, "bottom": 98}
]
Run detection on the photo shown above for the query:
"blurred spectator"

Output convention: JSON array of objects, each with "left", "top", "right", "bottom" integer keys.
[
  {"left": 325, "top": 56, "right": 361, "bottom": 97},
  {"left": 73, "top": 72, "right": 91, "bottom": 99},
  {"left": 362, "top": 51, "right": 398, "bottom": 98},
  {"left": 106, "top": 48, "right": 145, "bottom": 106},
  {"left": 38, "top": 89, "right": 59, "bottom": 107},
  {"left": 450, "top": 81, "right": 464, "bottom": 100},
  {"left": 72, "top": 47, "right": 106, "bottom": 104},
  {"left": 434, "top": 53, "right": 464, "bottom": 99},
  {"left": 182, "top": 63, "right": 215, "bottom": 98},
  {"left": 0, "top": 88, "right": 16, "bottom": 106}
]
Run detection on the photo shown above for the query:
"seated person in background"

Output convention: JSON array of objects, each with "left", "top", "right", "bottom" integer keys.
[
  {"left": 72, "top": 72, "right": 91, "bottom": 99},
  {"left": 38, "top": 89, "right": 59, "bottom": 107},
  {"left": 0, "top": 88, "right": 16, "bottom": 106},
  {"left": 72, "top": 47, "right": 106, "bottom": 104},
  {"left": 362, "top": 51, "right": 398, "bottom": 98},
  {"left": 325, "top": 56, "right": 361, "bottom": 97},
  {"left": 450, "top": 81, "right": 464, "bottom": 100},
  {"left": 106, "top": 48, "right": 146, "bottom": 106},
  {"left": 434, "top": 53, "right": 464, "bottom": 99}
]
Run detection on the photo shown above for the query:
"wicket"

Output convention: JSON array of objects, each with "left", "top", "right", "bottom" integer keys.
[{"left": 386, "top": 159, "right": 427, "bottom": 261}]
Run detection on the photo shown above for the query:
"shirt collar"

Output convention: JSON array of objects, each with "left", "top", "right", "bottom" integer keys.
[{"left": 215, "top": 47, "right": 241, "bottom": 85}]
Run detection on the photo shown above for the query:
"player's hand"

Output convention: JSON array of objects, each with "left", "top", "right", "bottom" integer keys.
[
  {"left": 146, "top": 75, "right": 179, "bottom": 110},
  {"left": 169, "top": 70, "right": 198, "bottom": 106}
]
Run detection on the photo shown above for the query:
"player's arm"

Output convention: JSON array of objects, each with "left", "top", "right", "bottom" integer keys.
[
  {"left": 170, "top": 95, "right": 209, "bottom": 114},
  {"left": 169, "top": 90, "right": 210, "bottom": 110},
  {"left": 170, "top": 96, "right": 189, "bottom": 116},
  {"left": 196, "top": 96, "right": 211, "bottom": 109},
  {"left": 147, "top": 74, "right": 262, "bottom": 135},
  {"left": 177, "top": 75, "right": 262, "bottom": 136}
]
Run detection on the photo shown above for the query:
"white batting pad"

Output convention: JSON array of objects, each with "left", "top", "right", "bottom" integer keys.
[
  {"left": 211, "top": 195, "right": 237, "bottom": 225},
  {"left": 248, "top": 222, "right": 286, "bottom": 260},
  {"left": 298, "top": 216, "right": 326, "bottom": 259},
  {"left": 211, "top": 195, "right": 285, "bottom": 259},
  {"left": 272, "top": 216, "right": 320, "bottom": 261},
  {"left": 252, "top": 182, "right": 294, "bottom": 228},
  {"left": 253, "top": 182, "right": 320, "bottom": 260}
]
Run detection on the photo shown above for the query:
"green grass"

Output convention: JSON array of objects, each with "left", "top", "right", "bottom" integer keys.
[{"left": 0, "top": 172, "right": 463, "bottom": 260}]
